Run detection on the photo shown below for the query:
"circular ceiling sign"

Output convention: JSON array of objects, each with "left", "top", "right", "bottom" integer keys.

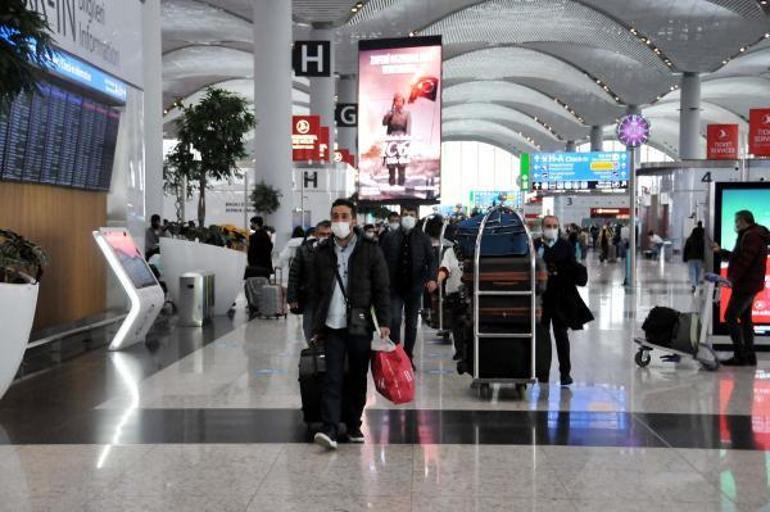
[{"left": 616, "top": 114, "right": 651, "bottom": 148}]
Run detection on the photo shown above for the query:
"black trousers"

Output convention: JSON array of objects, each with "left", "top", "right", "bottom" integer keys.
[
  {"left": 321, "top": 328, "right": 371, "bottom": 436},
  {"left": 390, "top": 290, "right": 421, "bottom": 359},
  {"left": 725, "top": 291, "right": 756, "bottom": 360},
  {"left": 542, "top": 311, "right": 571, "bottom": 378}
]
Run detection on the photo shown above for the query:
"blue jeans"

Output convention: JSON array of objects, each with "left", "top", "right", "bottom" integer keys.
[
  {"left": 390, "top": 290, "right": 421, "bottom": 359},
  {"left": 687, "top": 260, "right": 702, "bottom": 288}
]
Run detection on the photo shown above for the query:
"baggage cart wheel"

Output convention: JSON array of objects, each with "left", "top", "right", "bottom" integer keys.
[
  {"left": 635, "top": 349, "right": 651, "bottom": 368},
  {"left": 479, "top": 383, "right": 492, "bottom": 399}
]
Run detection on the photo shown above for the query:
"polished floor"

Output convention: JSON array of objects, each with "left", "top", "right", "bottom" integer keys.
[{"left": 2, "top": 256, "right": 770, "bottom": 511}]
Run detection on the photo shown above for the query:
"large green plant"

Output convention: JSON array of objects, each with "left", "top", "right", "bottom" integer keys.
[
  {"left": 163, "top": 139, "right": 197, "bottom": 223},
  {"left": 250, "top": 180, "right": 282, "bottom": 216},
  {"left": 175, "top": 88, "right": 255, "bottom": 226},
  {"left": 0, "top": 0, "right": 53, "bottom": 113},
  {"left": 0, "top": 229, "right": 48, "bottom": 284}
]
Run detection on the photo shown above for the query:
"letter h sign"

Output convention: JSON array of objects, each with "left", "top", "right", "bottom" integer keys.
[{"left": 292, "top": 41, "right": 331, "bottom": 77}]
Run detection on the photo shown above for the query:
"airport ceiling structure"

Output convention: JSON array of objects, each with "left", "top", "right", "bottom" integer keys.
[{"left": 161, "top": 0, "right": 770, "bottom": 157}]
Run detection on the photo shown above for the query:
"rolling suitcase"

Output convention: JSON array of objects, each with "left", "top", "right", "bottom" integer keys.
[
  {"left": 298, "top": 344, "right": 324, "bottom": 425},
  {"left": 245, "top": 277, "right": 269, "bottom": 317},
  {"left": 260, "top": 269, "right": 287, "bottom": 318}
]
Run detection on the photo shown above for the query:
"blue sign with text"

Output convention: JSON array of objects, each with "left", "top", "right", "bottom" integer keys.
[{"left": 530, "top": 151, "right": 629, "bottom": 191}]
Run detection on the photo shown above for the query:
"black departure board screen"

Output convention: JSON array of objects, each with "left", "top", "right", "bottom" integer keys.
[{"left": 0, "top": 82, "right": 121, "bottom": 191}]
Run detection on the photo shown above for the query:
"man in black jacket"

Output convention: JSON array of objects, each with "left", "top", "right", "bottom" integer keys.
[
  {"left": 288, "top": 220, "right": 331, "bottom": 342},
  {"left": 246, "top": 216, "right": 273, "bottom": 278},
  {"left": 310, "top": 199, "right": 391, "bottom": 449},
  {"left": 380, "top": 206, "right": 438, "bottom": 364},
  {"left": 535, "top": 215, "right": 594, "bottom": 386}
]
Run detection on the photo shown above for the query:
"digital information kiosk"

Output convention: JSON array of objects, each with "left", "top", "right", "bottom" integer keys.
[{"left": 93, "top": 228, "right": 165, "bottom": 350}]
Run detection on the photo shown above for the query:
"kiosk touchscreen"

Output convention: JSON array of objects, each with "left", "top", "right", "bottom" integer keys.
[
  {"left": 712, "top": 182, "right": 770, "bottom": 345},
  {"left": 93, "top": 228, "right": 165, "bottom": 350}
]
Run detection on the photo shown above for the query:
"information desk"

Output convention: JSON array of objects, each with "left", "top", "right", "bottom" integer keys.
[{"left": 93, "top": 228, "right": 165, "bottom": 350}]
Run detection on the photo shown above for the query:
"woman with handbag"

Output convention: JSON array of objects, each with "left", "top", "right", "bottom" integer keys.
[{"left": 534, "top": 215, "right": 594, "bottom": 386}]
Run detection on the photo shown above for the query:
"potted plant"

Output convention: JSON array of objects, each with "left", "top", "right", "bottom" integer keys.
[
  {"left": 0, "top": 229, "right": 48, "bottom": 399},
  {"left": 250, "top": 179, "right": 282, "bottom": 217},
  {"left": 171, "top": 88, "right": 255, "bottom": 227},
  {"left": 0, "top": 0, "right": 53, "bottom": 112}
]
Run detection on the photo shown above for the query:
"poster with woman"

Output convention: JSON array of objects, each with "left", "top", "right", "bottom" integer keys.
[{"left": 357, "top": 36, "right": 442, "bottom": 203}]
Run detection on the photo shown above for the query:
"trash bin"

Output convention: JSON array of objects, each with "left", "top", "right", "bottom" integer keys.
[{"left": 178, "top": 271, "right": 215, "bottom": 326}]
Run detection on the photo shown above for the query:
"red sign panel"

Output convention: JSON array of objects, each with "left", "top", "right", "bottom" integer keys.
[
  {"left": 749, "top": 109, "right": 770, "bottom": 157},
  {"left": 292, "top": 115, "right": 320, "bottom": 161},
  {"left": 318, "top": 126, "right": 330, "bottom": 162},
  {"left": 590, "top": 208, "right": 630, "bottom": 218},
  {"left": 334, "top": 149, "right": 356, "bottom": 167},
  {"left": 707, "top": 124, "right": 739, "bottom": 160}
]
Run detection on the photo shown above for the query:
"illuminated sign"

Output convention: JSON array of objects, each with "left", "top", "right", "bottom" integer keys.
[
  {"left": 358, "top": 36, "right": 442, "bottom": 203},
  {"left": 530, "top": 151, "right": 629, "bottom": 191},
  {"left": 707, "top": 124, "right": 739, "bottom": 160},
  {"left": 616, "top": 114, "right": 650, "bottom": 148},
  {"left": 749, "top": 109, "right": 770, "bottom": 157}
]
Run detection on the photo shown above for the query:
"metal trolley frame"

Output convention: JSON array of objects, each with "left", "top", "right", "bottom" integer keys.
[{"left": 472, "top": 207, "right": 537, "bottom": 396}]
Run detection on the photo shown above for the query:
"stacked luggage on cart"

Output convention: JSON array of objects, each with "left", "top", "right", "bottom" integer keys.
[{"left": 451, "top": 206, "right": 550, "bottom": 396}]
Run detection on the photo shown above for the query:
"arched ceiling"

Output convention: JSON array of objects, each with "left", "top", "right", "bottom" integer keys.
[{"left": 160, "top": 0, "right": 770, "bottom": 156}]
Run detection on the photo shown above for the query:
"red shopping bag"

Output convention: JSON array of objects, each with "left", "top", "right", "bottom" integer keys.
[{"left": 371, "top": 344, "right": 415, "bottom": 405}]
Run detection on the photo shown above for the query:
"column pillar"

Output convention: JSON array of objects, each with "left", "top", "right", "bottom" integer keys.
[
  {"left": 337, "top": 74, "right": 357, "bottom": 155},
  {"left": 565, "top": 140, "right": 576, "bottom": 152},
  {"left": 309, "top": 26, "right": 336, "bottom": 158},
  {"left": 679, "top": 72, "right": 702, "bottom": 160},
  {"left": 253, "top": 0, "right": 294, "bottom": 244},
  {"left": 142, "top": 0, "right": 163, "bottom": 225},
  {"left": 590, "top": 125, "right": 603, "bottom": 152},
  {"left": 625, "top": 104, "right": 641, "bottom": 291}
]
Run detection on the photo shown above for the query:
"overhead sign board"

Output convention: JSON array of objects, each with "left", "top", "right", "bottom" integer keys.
[
  {"left": 291, "top": 115, "right": 320, "bottom": 161},
  {"left": 25, "top": 0, "right": 144, "bottom": 87},
  {"left": 707, "top": 124, "right": 740, "bottom": 160},
  {"left": 292, "top": 41, "right": 331, "bottom": 77},
  {"left": 749, "top": 109, "right": 770, "bottom": 157},
  {"left": 335, "top": 103, "right": 358, "bottom": 127},
  {"left": 530, "top": 151, "right": 629, "bottom": 191}
]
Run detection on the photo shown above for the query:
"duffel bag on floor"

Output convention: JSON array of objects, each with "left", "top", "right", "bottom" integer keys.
[{"left": 641, "top": 306, "right": 680, "bottom": 346}]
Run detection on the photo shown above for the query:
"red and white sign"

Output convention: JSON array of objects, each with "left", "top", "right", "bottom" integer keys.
[
  {"left": 292, "top": 115, "right": 321, "bottom": 161},
  {"left": 334, "top": 149, "right": 356, "bottom": 168},
  {"left": 318, "top": 126, "right": 330, "bottom": 162},
  {"left": 707, "top": 124, "right": 740, "bottom": 160},
  {"left": 590, "top": 207, "right": 630, "bottom": 218},
  {"left": 749, "top": 109, "right": 770, "bottom": 157}
]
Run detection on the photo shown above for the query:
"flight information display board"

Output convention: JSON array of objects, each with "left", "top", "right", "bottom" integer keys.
[
  {"left": 0, "top": 82, "right": 120, "bottom": 191},
  {"left": 529, "top": 151, "right": 629, "bottom": 191}
]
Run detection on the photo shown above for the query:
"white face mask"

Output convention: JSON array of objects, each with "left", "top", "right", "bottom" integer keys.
[
  {"left": 401, "top": 216, "right": 417, "bottom": 231},
  {"left": 364, "top": 231, "right": 375, "bottom": 240},
  {"left": 543, "top": 228, "right": 559, "bottom": 241},
  {"left": 332, "top": 222, "right": 351, "bottom": 239},
  {"left": 388, "top": 222, "right": 400, "bottom": 231}
]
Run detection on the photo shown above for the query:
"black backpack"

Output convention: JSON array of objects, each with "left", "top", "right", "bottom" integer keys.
[{"left": 641, "top": 306, "right": 680, "bottom": 346}]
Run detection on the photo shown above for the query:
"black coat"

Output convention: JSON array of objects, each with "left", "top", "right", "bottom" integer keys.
[
  {"left": 380, "top": 227, "right": 438, "bottom": 296},
  {"left": 247, "top": 229, "right": 273, "bottom": 271},
  {"left": 683, "top": 226, "right": 705, "bottom": 262},
  {"left": 310, "top": 232, "right": 391, "bottom": 336},
  {"left": 287, "top": 238, "right": 316, "bottom": 305},
  {"left": 535, "top": 237, "right": 594, "bottom": 330}
]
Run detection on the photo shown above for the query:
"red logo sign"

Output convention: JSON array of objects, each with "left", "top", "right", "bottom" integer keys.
[
  {"left": 749, "top": 109, "right": 770, "bottom": 157},
  {"left": 292, "top": 115, "right": 320, "bottom": 161},
  {"left": 707, "top": 124, "right": 739, "bottom": 160},
  {"left": 334, "top": 149, "right": 356, "bottom": 168}
]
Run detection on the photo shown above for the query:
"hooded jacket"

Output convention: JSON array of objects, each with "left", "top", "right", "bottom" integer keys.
[{"left": 721, "top": 224, "right": 770, "bottom": 295}]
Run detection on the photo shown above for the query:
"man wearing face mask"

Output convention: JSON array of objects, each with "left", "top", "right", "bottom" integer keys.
[
  {"left": 712, "top": 210, "right": 770, "bottom": 366},
  {"left": 535, "top": 215, "right": 593, "bottom": 386},
  {"left": 310, "top": 199, "right": 390, "bottom": 449},
  {"left": 385, "top": 211, "right": 401, "bottom": 235},
  {"left": 288, "top": 220, "right": 332, "bottom": 343},
  {"left": 363, "top": 224, "right": 377, "bottom": 241},
  {"left": 380, "top": 206, "right": 438, "bottom": 366}
]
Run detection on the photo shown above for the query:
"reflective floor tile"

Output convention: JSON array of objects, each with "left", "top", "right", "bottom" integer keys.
[
  {"left": 248, "top": 493, "right": 412, "bottom": 512},
  {"left": 410, "top": 495, "right": 577, "bottom": 512}
]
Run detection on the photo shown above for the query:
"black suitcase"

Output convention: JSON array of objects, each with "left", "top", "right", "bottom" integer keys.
[{"left": 298, "top": 345, "right": 325, "bottom": 425}]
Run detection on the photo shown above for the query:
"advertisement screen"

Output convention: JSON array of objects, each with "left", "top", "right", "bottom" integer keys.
[
  {"left": 103, "top": 231, "right": 158, "bottom": 290},
  {"left": 357, "top": 36, "right": 442, "bottom": 203},
  {"left": 529, "top": 151, "right": 629, "bottom": 191},
  {"left": 714, "top": 183, "right": 770, "bottom": 335}
]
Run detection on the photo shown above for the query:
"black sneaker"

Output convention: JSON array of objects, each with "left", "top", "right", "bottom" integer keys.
[
  {"left": 746, "top": 353, "right": 758, "bottom": 366},
  {"left": 314, "top": 430, "right": 338, "bottom": 450},
  {"left": 347, "top": 427, "right": 365, "bottom": 444},
  {"left": 560, "top": 375, "right": 574, "bottom": 387},
  {"left": 721, "top": 357, "right": 746, "bottom": 367}
]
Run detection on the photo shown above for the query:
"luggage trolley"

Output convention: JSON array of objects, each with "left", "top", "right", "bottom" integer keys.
[{"left": 472, "top": 207, "right": 537, "bottom": 398}]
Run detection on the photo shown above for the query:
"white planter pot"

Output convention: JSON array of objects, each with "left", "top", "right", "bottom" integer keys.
[
  {"left": 159, "top": 238, "right": 248, "bottom": 316},
  {"left": 0, "top": 281, "right": 38, "bottom": 399}
]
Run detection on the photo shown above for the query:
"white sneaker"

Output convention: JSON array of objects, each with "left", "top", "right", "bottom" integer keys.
[{"left": 314, "top": 431, "right": 338, "bottom": 450}]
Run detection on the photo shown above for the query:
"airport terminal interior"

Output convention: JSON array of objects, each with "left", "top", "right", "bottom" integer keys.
[{"left": 2, "top": 1, "right": 770, "bottom": 511}]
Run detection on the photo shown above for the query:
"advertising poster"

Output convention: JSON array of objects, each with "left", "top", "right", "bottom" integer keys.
[
  {"left": 529, "top": 151, "right": 629, "bottom": 191},
  {"left": 358, "top": 36, "right": 442, "bottom": 203},
  {"left": 715, "top": 183, "right": 770, "bottom": 335},
  {"left": 749, "top": 109, "right": 770, "bottom": 157},
  {"left": 707, "top": 124, "right": 739, "bottom": 160}
]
